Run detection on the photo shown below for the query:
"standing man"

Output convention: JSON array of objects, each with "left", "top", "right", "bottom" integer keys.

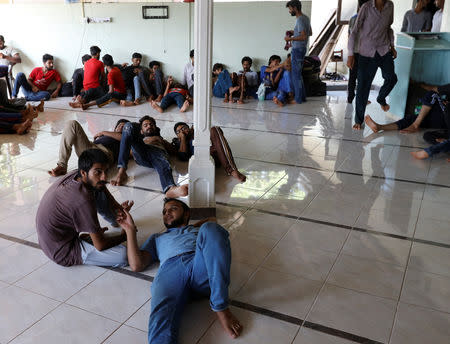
[
  {"left": 431, "top": 0, "right": 446, "bottom": 32},
  {"left": 347, "top": 0, "right": 398, "bottom": 130},
  {"left": 401, "top": 0, "right": 432, "bottom": 32},
  {"left": 182, "top": 49, "right": 194, "bottom": 97},
  {"left": 0, "top": 35, "right": 21, "bottom": 78},
  {"left": 12, "top": 54, "right": 62, "bottom": 101},
  {"left": 285, "top": 0, "right": 311, "bottom": 105}
]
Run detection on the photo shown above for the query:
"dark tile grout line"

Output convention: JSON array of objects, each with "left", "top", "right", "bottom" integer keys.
[
  {"left": 43, "top": 104, "right": 433, "bottom": 150},
  {"left": 0, "top": 233, "right": 380, "bottom": 344},
  {"left": 211, "top": 104, "right": 319, "bottom": 117}
]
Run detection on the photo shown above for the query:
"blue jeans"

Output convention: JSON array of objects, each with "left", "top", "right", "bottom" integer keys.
[
  {"left": 424, "top": 139, "right": 450, "bottom": 157},
  {"left": 160, "top": 92, "right": 186, "bottom": 110},
  {"left": 279, "top": 70, "right": 292, "bottom": 94},
  {"left": 117, "top": 122, "right": 175, "bottom": 193},
  {"left": 148, "top": 222, "right": 231, "bottom": 344},
  {"left": 213, "top": 69, "right": 232, "bottom": 98},
  {"left": 291, "top": 47, "right": 307, "bottom": 104},
  {"left": 355, "top": 52, "right": 398, "bottom": 124},
  {"left": 13, "top": 72, "right": 51, "bottom": 101}
]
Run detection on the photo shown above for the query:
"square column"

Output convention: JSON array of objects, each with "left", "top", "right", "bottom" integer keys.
[{"left": 188, "top": 0, "right": 216, "bottom": 218}]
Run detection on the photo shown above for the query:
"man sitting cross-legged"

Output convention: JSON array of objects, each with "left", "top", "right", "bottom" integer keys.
[
  {"left": 110, "top": 115, "right": 188, "bottom": 198},
  {"left": 80, "top": 54, "right": 127, "bottom": 110},
  {"left": 116, "top": 198, "right": 243, "bottom": 343},
  {"left": 48, "top": 118, "right": 129, "bottom": 177},
  {"left": 411, "top": 139, "right": 450, "bottom": 161},
  {"left": 212, "top": 63, "right": 248, "bottom": 104},
  {"left": 172, "top": 122, "right": 246, "bottom": 182},
  {"left": 365, "top": 83, "right": 450, "bottom": 134},
  {"left": 37, "top": 149, "right": 133, "bottom": 267},
  {"left": 150, "top": 76, "right": 192, "bottom": 113}
]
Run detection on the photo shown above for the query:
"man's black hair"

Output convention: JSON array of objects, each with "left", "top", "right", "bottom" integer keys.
[
  {"left": 212, "top": 63, "right": 224, "bottom": 72},
  {"left": 90, "top": 45, "right": 101, "bottom": 56},
  {"left": 78, "top": 149, "right": 109, "bottom": 175},
  {"left": 149, "top": 60, "right": 161, "bottom": 69},
  {"left": 102, "top": 54, "right": 114, "bottom": 67},
  {"left": 114, "top": 119, "right": 129, "bottom": 131},
  {"left": 42, "top": 54, "right": 53, "bottom": 63},
  {"left": 189, "top": 49, "right": 194, "bottom": 58},
  {"left": 0, "top": 35, "right": 4, "bottom": 42},
  {"left": 286, "top": 0, "right": 302, "bottom": 12},
  {"left": 241, "top": 56, "right": 253, "bottom": 65},
  {"left": 268, "top": 55, "right": 281, "bottom": 65},
  {"left": 132, "top": 52, "right": 142, "bottom": 59},
  {"left": 358, "top": 0, "right": 370, "bottom": 8},
  {"left": 139, "top": 115, "right": 156, "bottom": 126},
  {"left": 164, "top": 198, "right": 190, "bottom": 213},
  {"left": 82, "top": 54, "right": 91, "bottom": 64},
  {"left": 174, "top": 121, "right": 188, "bottom": 133}
]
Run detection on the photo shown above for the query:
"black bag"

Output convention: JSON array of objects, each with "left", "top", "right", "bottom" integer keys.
[{"left": 59, "top": 82, "right": 73, "bottom": 97}]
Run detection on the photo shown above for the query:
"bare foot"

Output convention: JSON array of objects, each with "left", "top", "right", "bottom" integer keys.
[
  {"left": 228, "top": 98, "right": 236, "bottom": 104},
  {"left": 436, "top": 138, "right": 446, "bottom": 143},
  {"left": 367, "top": 100, "right": 372, "bottom": 105},
  {"left": 134, "top": 97, "right": 144, "bottom": 105},
  {"left": 69, "top": 102, "right": 82, "bottom": 109},
  {"left": 273, "top": 97, "right": 284, "bottom": 107},
  {"left": 81, "top": 104, "right": 89, "bottom": 111},
  {"left": 110, "top": 168, "right": 128, "bottom": 186},
  {"left": 353, "top": 123, "right": 363, "bottom": 130},
  {"left": 13, "top": 119, "right": 32, "bottom": 135},
  {"left": 120, "top": 100, "right": 135, "bottom": 107},
  {"left": 151, "top": 100, "right": 163, "bottom": 113},
  {"left": 231, "top": 170, "right": 246, "bottom": 183},
  {"left": 400, "top": 124, "right": 419, "bottom": 134},
  {"left": 380, "top": 103, "right": 390, "bottom": 112},
  {"left": 237, "top": 99, "right": 244, "bottom": 104},
  {"left": 364, "top": 115, "right": 380, "bottom": 133},
  {"left": 48, "top": 164, "right": 67, "bottom": 177},
  {"left": 288, "top": 99, "right": 297, "bottom": 104},
  {"left": 155, "top": 95, "right": 163, "bottom": 102},
  {"left": 216, "top": 308, "right": 242, "bottom": 339},
  {"left": 180, "top": 100, "right": 190, "bottom": 113},
  {"left": 223, "top": 97, "right": 229, "bottom": 103},
  {"left": 411, "top": 150, "right": 429, "bottom": 160},
  {"left": 36, "top": 100, "right": 45, "bottom": 112},
  {"left": 165, "top": 184, "right": 188, "bottom": 198}
]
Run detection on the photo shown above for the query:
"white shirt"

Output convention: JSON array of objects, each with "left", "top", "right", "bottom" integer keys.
[
  {"left": 238, "top": 70, "right": 259, "bottom": 87},
  {"left": 0, "top": 45, "right": 19, "bottom": 66},
  {"left": 183, "top": 61, "right": 194, "bottom": 89},
  {"left": 431, "top": 9, "right": 443, "bottom": 32}
]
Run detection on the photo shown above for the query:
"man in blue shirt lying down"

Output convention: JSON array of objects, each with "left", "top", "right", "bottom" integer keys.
[{"left": 117, "top": 198, "right": 243, "bottom": 343}]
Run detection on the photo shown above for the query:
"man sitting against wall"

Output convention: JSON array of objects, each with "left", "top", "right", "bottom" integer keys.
[
  {"left": 0, "top": 34, "right": 21, "bottom": 79},
  {"left": 69, "top": 46, "right": 105, "bottom": 109},
  {"left": 120, "top": 52, "right": 147, "bottom": 105},
  {"left": 212, "top": 63, "right": 248, "bottom": 104},
  {"left": 151, "top": 76, "right": 192, "bottom": 113},
  {"left": 260, "top": 55, "right": 291, "bottom": 107},
  {"left": 12, "top": 54, "right": 62, "bottom": 101},
  {"left": 238, "top": 56, "right": 259, "bottom": 99},
  {"left": 71, "top": 54, "right": 93, "bottom": 101}
]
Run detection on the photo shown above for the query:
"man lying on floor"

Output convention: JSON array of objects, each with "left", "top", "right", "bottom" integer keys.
[
  {"left": 48, "top": 118, "right": 129, "bottom": 177},
  {"left": 117, "top": 198, "right": 243, "bottom": 343},
  {"left": 37, "top": 149, "right": 132, "bottom": 267},
  {"left": 171, "top": 122, "right": 246, "bottom": 182}
]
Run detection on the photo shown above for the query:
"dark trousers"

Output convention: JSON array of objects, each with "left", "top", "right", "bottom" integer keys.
[
  {"left": 95, "top": 92, "right": 126, "bottom": 107},
  {"left": 0, "top": 112, "right": 22, "bottom": 133},
  {"left": 73, "top": 71, "right": 84, "bottom": 97},
  {"left": 160, "top": 92, "right": 186, "bottom": 110},
  {"left": 355, "top": 52, "right": 398, "bottom": 124},
  {"left": 81, "top": 86, "right": 105, "bottom": 103},
  {"left": 347, "top": 53, "right": 359, "bottom": 102}
]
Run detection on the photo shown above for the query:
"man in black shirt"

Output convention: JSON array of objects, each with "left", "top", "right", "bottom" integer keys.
[
  {"left": 71, "top": 54, "right": 92, "bottom": 100},
  {"left": 48, "top": 119, "right": 129, "bottom": 177}
]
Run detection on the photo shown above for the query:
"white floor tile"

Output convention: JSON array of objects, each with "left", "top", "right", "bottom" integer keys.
[{"left": 103, "top": 325, "right": 147, "bottom": 344}]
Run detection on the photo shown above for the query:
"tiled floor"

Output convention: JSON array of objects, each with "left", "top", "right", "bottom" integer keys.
[{"left": 1, "top": 92, "right": 450, "bottom": 343}]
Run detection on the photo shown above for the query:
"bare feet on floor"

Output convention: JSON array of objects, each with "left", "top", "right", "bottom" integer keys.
[
  {"left": 36, "top": 100, "right": 45, "bottom": 112},
  {"left": 273, "top": 97, "right": 284, "bottom": 107},
  {"left": 111, "top": 168, "right": 128, "bottom": 186},
  {"left": 48, "top": 164, "right": 67, "bottom": 177},
  {"left": 352, "top": 123, "right": 363, "bottom": 130},
  {"left": 410, "top": 150, "right": 429, "bottom": 160},
  {"left": 151, "top": 100, "right": 163, "bottom": 113},
  {"left": 180, "top": 100, "right": 190, "bottom": 113},
  {"left": 69, "top": 102, "right": 82, "bottom": 109},
  {"left": 155, "top": 95, "right": 163, "bottom": 102},
  {"left": 380, "top": 103, "right": 390, "bottom": 112},
  {"left": 237, "top": 99, "right": 244, "bottom": 104},
  {"left": 13, "top": 119, "right": 32, "bottom": 135},
  {"left": 165, "top": 184, "right": 189, "bottom": 198},
  {"left": 399, "top": 124, "right": 419, "bottom": 134},
  {"left": 216, "top": 308, "right": 243, "bottom": 339},
  {"left": 120, "top": 100, "right": 135, "bottom": 107},
  {"left": 231, "top": 170, "right": 246, "bottom": 183},
  {"left": 364, "top": 115, "right": 379, "bottom": 133}
]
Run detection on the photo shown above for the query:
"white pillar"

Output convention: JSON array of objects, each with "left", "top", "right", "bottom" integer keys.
[{"left": 188, "top": 0, "right": 216, "bottom": 217}]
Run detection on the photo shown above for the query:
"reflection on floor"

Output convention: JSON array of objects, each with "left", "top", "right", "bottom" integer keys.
[{"left": 1, "top": 92, "right": 450, "bottom": 344}]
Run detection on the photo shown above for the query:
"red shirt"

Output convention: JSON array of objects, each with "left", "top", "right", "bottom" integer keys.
[
  {"left": 83, "top": 58, "right": 104, "bottom": 90},
  {"left": 169, "top": 88, "right": 189, "bottom": 98},
  {"left": 29, "top": 67, "right": 61, "bottom": 91},
  {"left": 107, "top": 67, "right": 126, "bottom": 94}
]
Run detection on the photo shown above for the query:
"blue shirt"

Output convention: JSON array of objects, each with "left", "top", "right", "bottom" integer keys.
[
  {"left": 141, "top": 225, "right": 199, "bottom": 265},
  {"left": 292, "top": 14, "right": 311, "bottom": 49}
]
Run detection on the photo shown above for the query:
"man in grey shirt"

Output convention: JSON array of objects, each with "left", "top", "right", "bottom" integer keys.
[
  {"left": 347, "top": 0, "right": 398, "bottom": 130},
  {"left": 237, "top": 56, "right": 259, "bottom": 98},
  {"left": 401, "top": 0, "right": 432, "bottom": 32}
]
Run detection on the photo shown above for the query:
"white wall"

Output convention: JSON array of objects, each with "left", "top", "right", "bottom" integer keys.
[{"left": 0, "top": 1, "right": 311, "bottom": 82}]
